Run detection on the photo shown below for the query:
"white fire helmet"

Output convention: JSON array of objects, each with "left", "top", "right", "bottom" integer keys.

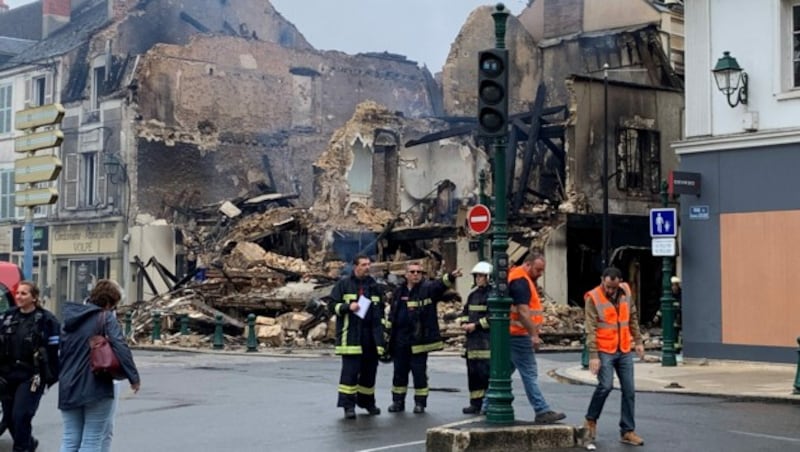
[{"left": 471, "top": 261, "right": 493, "bottom": 276}]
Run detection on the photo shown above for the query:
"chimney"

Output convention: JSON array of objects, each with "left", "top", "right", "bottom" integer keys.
[
  {"left": 42, "top": 0, "right": 71, "bottom": 38},
  {"left": 0, "top": 0, "right": 9, "bottom": 14}
]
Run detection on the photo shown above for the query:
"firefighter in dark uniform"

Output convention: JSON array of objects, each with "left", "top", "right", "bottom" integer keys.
[
  {"left": 0, "top": 281, "right": 59, "bottom": 452},
  {"left": 459, "top": 261, "right": 492, "bottom": 414},
  {"left": 329, "top": 255, "right": 387, "bottom": 420},
  {"left": 387, "top": 263, "right": 461, "bottom": 414}
]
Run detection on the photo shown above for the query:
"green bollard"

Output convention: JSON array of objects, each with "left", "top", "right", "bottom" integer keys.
[
  {"left": 246, "top": 314, "right": 258, "bottom": 352},
  {"left": 152, "top": 311, "right": 162, "bottom": 342},
  {"left": 793, "top": 337, "right": 800, "bottom": 395},
  {"left": 180, "top": 314, "right": 189, "bottom": 335},
  {"left": 213, "top": 313, "right": 224, "bottom": 350},
  {"left": 581, "top": 333, "right": 590, "bottom": 369},
  {"left": 124, "top": 311, "right": 132, "bottom": 339}
]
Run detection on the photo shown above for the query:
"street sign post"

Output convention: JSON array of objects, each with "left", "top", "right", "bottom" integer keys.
[
  {"left": 467, "top": 203, "right": 492, "bottom": 235},
  {"left": 14, "top": 102, "right": 64, "bottom": 280},
  {"left": 650, "top": 208, "right": 677, "bottom": 237},
  {"left": 14, "top": 103, "right": 65, "bottom": 130},
  {"left": 652, "top": 238, "right": 676, "bottom": 257},
  {"left": 14, "top": 129, "right": 64, "bottom": 153},
  {"left": 15, "top": 188, "right": 59, "bottom": 207}
]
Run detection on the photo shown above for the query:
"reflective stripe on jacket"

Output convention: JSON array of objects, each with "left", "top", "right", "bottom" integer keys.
[
  {"left": 585, "top": 282, "right": 632, "bottom": 354},
  {"left": 389, "top": 273, "right": 455, "bottom": 355},
  {"left": 328, "top": 275, "right": 386, "bottom": 356},
  {"left": 460, "top": 284, "right": 490, "bottom": 358},
  {"left": 508, "top": 266, "right": 543, "bottom": 336}
]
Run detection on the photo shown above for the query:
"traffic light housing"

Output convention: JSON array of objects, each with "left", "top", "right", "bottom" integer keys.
[{"left": 477, "top": 48, "right": 509, "bottom": 138}]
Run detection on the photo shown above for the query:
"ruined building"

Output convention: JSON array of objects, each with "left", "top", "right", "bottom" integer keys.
[
  {"left": 0, "top": 0, "right": 440, "bottom": 311},
  {"left": 0, "top": 0, "right": 685, "bottom": 328}
]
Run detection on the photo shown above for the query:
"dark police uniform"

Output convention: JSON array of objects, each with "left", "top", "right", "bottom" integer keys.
[
  {"left": 459, "top": 284, "right": 491, "bottom": 412},
  {"left": 0, "top": 306, "right": 59, "bottom": 452},
  {"left": 387, "top": 272, "right": 455, "bottom": 411},
  {"left": 329, "top": 272, "right": 386, "bottom": 414}
]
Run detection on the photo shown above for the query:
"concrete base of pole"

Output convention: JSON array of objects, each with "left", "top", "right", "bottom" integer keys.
[{"left": 426, "top": 419, "right": 583, "bottom": 451}]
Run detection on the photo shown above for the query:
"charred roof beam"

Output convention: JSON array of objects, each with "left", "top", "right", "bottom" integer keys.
[{"left": 179, "top": 12, "right": 210, "bottom": 33}]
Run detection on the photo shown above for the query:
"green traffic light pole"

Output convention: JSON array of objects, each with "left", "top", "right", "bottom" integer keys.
[
  {"left": 660, "top": 180, "right": 677, "bottom": 366},
  {"left": 478, "top": 169, "right": 487, "bottom": 262},
  {"left": 485, "top": 3, "right": 515, "bottom": 425}
]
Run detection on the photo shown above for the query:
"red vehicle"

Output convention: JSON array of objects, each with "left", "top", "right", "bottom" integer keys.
[{"left": 0, "top": 262, "right": 23, "bottom": 311}]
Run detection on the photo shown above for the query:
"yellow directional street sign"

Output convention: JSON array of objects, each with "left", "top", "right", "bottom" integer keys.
[
  {"left": 15, "top": 188, "right": 58, "bottom": 207},
  {"left": 14, "top": 155, "right": 62, "bottom": 184},
  {"left": 15, "top": 103, "right": 65, "bottom": 130},
  {"left": 14, "top": 129, "right": 64, "bottom": 153}
]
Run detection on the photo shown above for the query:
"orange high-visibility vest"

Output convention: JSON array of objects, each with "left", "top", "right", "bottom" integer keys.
[
  {"left": 585, "top": 282, "right": 633, "bottom": 354},
  {"left": 508, "top": 266, "right": 543, "bottom": 336}
]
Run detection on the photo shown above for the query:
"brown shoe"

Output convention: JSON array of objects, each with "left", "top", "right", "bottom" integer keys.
[
  {"left": 620, "top": 431, "right": 644, "bottom": 446},
  {"left": 583, "top": 419, "right": 597, "bottom": 440}
]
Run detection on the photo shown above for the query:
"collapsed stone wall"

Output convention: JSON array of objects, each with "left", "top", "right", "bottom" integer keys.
[{"left": 132, "top": 35, "right": 437, "bottom": 213}]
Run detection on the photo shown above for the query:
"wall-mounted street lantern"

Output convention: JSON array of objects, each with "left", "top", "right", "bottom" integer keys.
[
  {"left": 712, "top": 51, "right": 748, "bottom": 107},
  {"left": 103, "top": 152, "right": 127, "bottom": 184}
]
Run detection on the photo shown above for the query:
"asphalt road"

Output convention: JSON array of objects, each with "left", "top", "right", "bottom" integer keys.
[{"left": 2, "top": 351, "right": 798, "bottom": 451}]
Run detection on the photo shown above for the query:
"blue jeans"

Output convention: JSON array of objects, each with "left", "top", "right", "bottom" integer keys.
[
  {"left": 510, "top": 335, "right": 550, "bottom": 414},
  {"left": 100, "top": 382, "right": 120, "bottom": 452},
  {"left": 60, "top": 397, "right": 115, "bottom": 452},
  {"left": 586, "top": 351, "right": 636, "bottom": 433}
]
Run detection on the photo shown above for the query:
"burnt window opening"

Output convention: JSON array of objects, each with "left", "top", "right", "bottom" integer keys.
[{"left": 616, "top": 128, "right": 660, "bottom": 194}]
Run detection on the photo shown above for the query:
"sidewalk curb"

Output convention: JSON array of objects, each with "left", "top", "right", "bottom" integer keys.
[
  {"left": 547, "top": 368, "right": 800, "bottom": 405},
  {"left": 130, "top": 344, "right": 335, "bottom": 358}
]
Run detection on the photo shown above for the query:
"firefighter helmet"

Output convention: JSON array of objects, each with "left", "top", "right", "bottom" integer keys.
[{"left": 471, "top": 261, "right": 493, "bottom": 275}]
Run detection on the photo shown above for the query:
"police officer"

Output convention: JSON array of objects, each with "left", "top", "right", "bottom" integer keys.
[
  {"left": 459, "top": 261, "right": 492, "bottom": 414},
  {"left": 387, "top": 263, "right": 461, "bottom": 414},
  {"left": 0, "top": 281, "right": 59, "bottom": 452},
  {"left": 329, "top": 255, "right": 386, "bottom": 420}
]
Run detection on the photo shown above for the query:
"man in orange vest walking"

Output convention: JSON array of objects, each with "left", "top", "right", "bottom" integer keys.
[
  {"left": 583, "top": 267, "right": 645, "bottom": 446},
  {"left": 508, "top": 253, "right": 565, "bottom": 424}
]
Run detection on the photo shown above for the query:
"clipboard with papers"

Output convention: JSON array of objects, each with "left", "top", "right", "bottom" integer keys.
[{"left": 355, "top": 295, "right": 371, "bottom": 319}]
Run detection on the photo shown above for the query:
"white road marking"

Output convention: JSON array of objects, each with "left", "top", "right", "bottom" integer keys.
[
  {"left": 355, "top": 440, "right": 426, "bottom": 452},
  {"left": 729, "top": 430, "right": 800, "bottom": 443}
]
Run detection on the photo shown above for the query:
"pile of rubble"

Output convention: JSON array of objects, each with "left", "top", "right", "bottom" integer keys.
[{"left": 125, "top": 100, "right": 595, "bottom": 350}]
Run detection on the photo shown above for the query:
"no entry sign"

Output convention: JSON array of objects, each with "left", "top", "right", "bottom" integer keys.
[{"left": 467, "top": 204, "right": 492, "bottom": 235}]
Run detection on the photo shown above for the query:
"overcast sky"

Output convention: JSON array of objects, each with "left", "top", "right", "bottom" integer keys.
[{"left": 6, "top": 0, "right": 526, "bottom": 71}]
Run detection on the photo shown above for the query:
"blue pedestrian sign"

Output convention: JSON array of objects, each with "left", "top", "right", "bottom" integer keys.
[{"left": 650, "top": 208, "right": 677, "bottom": 237}]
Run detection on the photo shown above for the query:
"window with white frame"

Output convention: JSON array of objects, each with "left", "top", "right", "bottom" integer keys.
[
  {"left": 781, "top": 1, "right": 800, "bottom": 91},
  {"left": 793, "top": 3, "right": 800, "bottom": 87},
  {"left": 24, "top": 74, "right": 51, "bottom": 108},
  {"left": 0, "top": 84, "right": 11, "bottom": 134},
  {"left": 81, "top": 152, "right": 97, "bottom": 206},
  {"left": 0, "top": 169, "right": 15, "bottom": 219},
  {"left": 62, "top": 151, "right": 106, "bottom": 210}
]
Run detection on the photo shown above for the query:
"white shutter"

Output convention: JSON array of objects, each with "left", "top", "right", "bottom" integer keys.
[
  {"left": 44, "top": 74, "right": 53, "bottom": 105},
  {"left": 96, "top": 154, "right": 106, "bottom": 206},
  {"left": 23, "top": 78, "right": 31, "bottom": 108},
  {"left": 63, "top": 153, "right": 78, "bottom": 209}
]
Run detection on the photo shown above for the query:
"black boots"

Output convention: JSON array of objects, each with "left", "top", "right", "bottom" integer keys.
[
  {"left": 388, "top": 401, "right": 405, "bottom": 413},
  {"left": 344, "top": 407, "right": 356, "bottom": 419},
  {"left": 462, "top": 405, "right": 481, "bottom": 414},
  {"left": 389, "top": 401, "right": 425, "bottom": 413},
  {"left": 364, "top": 405, "right": 381, "bottom": 415}
]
